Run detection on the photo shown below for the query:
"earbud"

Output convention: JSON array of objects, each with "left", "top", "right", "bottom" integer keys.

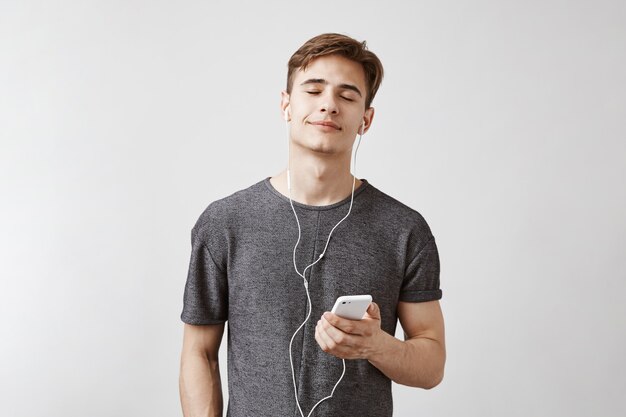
[{"left": 286, "top": 104, "right": 364, "bottom": 417}]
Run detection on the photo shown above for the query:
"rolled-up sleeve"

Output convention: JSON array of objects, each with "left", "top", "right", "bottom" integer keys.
[{"left": 399, "top": 236, "right": 442, "bottom": 302}]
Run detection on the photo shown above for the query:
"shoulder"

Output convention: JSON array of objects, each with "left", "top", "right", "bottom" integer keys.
[
  {"left": 361, "top": 182, "right": 434, "bottom": 239},
  {"left": 191, "top": 179, "right": 266, "bottom": 242}
]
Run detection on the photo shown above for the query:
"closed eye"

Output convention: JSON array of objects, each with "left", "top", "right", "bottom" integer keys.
[{"left": 306, "top": 90, "right": 355, "bottom": 102}]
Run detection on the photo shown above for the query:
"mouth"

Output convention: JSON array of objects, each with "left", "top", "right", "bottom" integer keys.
[{"left": 309, "top": 120, "right": 341, "bottom": 130}]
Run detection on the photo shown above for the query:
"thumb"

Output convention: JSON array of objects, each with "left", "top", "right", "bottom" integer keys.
[{"left": 365, "top": 302, "right": 381, "bottom": 320}]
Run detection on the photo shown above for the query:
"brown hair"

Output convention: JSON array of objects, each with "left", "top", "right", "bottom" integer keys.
[{"left": 286, "top": 33, "right": 384, "bottom": 108}]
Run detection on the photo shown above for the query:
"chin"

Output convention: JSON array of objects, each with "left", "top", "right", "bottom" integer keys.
[
  {"left": 304, "top": 138, "right": 344, "bottom": 155},
  {"left": 292, "top": 134, "right": 350, "bottom": 156},
  {"left": 309, "top": 145, "right": 338, "bottom": 155}
]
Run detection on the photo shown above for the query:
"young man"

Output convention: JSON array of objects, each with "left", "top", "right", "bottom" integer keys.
[{"left": 179, "top": 33, "right": 445, "bottom": 417}]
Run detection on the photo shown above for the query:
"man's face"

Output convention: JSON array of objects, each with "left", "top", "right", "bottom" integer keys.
[{"left": 282, "top": 55, "right": 374, "bottom": 156}]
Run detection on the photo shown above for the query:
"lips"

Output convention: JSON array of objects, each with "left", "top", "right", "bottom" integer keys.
[{"left": 309, "top": 120, "right": 341, "bottom": 130}]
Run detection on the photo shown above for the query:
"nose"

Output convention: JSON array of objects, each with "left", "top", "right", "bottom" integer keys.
[{"left": 320, "top": 93, "right": 339, "bottom": 115}]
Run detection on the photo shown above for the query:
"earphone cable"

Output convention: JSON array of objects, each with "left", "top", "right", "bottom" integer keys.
[{"left": 285, "top": 119, "right": 364, "bottom": 417}]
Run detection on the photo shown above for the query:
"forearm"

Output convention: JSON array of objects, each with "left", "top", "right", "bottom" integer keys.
[
  {"left": 367, "top": 332, "right": 445, "bottom": 389},
  {"left": 179, "top": 351, "right": 223, "bottom": 417}
]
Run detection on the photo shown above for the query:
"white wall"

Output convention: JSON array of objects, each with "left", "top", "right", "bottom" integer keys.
[{"left": 1, "top": 1, "right": 624, "bottom": 416}]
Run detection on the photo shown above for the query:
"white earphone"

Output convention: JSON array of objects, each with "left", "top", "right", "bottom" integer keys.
[{"left": 284, "top": 111, "right": 365, "bottom": 417}]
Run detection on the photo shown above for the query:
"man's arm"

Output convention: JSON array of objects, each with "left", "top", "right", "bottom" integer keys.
[
  {"left": 179, "top": 323, "right": 225, "bottom": 417},
  {"left": 368, "top": 300, "right": 446, "bottom": 388},
  {"left": 315, "top": 300, "right": 446, "bottom": 389}
]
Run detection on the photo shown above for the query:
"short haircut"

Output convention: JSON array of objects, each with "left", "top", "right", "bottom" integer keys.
[{"left": 286, "top": 33, "right": 384, "bottom": 109}]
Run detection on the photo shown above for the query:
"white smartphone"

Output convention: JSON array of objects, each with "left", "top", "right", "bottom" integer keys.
[{"left": 331, "top": 295, "right": 373, "bottom": 320}]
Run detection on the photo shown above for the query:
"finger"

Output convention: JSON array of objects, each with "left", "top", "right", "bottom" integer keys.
[
  {"left": 316, "top": 320, "right": 342, "bottom": 353},
  {"left": 320, "top": 317, "right": 355, "bottom": 347},
  {"left": 364, "top": 302, "right": 381, "bottom": 320},
  {"left": 322, "top": 312, "right": 361, "bottom": 335},
  {"left": 317, "top": 320, "right": 356, "bottom": 359},
  {"left": 315, "top": 321, "right": 329, "bottom": 351}
]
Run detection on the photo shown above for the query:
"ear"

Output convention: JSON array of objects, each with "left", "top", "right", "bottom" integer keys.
[
  {"left": 280, "top": 91, "right": 291, "bottom": 121},
  {"left": 360, "top": 107, "right": 375, "bottom": 134}
]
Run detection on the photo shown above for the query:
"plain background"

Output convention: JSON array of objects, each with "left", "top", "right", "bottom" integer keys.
[{"left": 1, "top": 1, "right": 625, "bottom": 416}]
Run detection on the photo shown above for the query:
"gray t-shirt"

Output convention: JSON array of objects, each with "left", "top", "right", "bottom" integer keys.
[{"left": 181, "top": 178, "right": 441, "bottom": 417}]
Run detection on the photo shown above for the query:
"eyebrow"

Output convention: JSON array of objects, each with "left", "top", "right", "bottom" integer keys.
[{"left": 299, "top": 78, "right": 362, "bottom": 97}]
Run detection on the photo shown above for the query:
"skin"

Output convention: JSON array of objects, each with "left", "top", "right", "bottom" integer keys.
[
  {"left": 275, "top": 55, "right": 446, "bottom": 387},
  {"left": 179, "top": 54, "right": 446, "bottom": 417},
  {"left": 315, "top": 301, "right": 446, "bottom": 388},
  {"left": 270, "top": 54, "right": 374, "bottom": 206},
  {"left": 179, "top": 323, "right": 224, "bottom": 417}
]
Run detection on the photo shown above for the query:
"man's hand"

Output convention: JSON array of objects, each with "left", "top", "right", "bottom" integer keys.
[{"left": 314, "top": 302, "right": 389, "bottom": 360}]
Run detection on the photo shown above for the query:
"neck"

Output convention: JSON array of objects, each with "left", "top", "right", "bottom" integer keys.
[{"left": 271, "top": 144, "right": 362, "bottom": 206}]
